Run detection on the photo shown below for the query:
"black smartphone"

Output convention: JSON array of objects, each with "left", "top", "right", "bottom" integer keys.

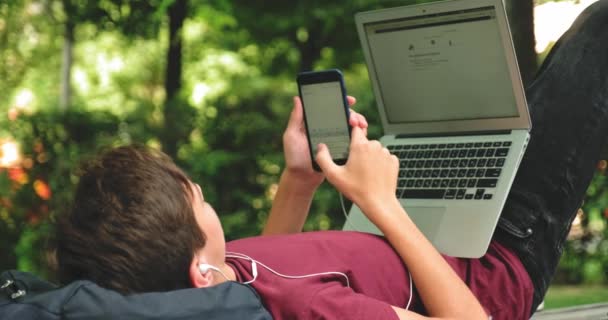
[{"left": 297, "top": 69, "right": 351, "bottom": 171}]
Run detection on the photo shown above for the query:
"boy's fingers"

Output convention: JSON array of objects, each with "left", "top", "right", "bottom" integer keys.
[
  {"left": 347, "top": 96, "right": 357, "bottom": 106},
  {"left": 288, "top": 96, "right": 303, "bottom": 125},
  {"left": 315, "top": 144, "right": 338, "bottom": 176},
  {"left": 351, "top": 126, "right": 366, "bottom": 143}
]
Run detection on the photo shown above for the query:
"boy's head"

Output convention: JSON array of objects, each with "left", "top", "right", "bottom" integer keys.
[{"left": 56, "top": 145, "right": 226, "bottom": 294}]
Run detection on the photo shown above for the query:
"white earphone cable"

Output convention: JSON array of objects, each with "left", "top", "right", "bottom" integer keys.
[{"left": 226, "top": 251, "right": 350, "bottom": 288}]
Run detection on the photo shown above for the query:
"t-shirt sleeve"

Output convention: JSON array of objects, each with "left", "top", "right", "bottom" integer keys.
[{"left": 305, "top": 284, "right": 400, "bottom": 320}]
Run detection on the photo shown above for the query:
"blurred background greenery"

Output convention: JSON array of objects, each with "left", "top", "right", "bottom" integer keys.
[{"left": 0, "top": 0, "right": 606, "bottom": 309}]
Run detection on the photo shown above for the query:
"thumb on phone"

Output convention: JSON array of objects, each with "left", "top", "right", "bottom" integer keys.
[{"left": 315, "top": 143, "right": 341, "bottom": 178}]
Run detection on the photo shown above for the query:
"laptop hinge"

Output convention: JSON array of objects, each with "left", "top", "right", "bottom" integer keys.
[{"left": 395, "top": 130, "right": 512, "bottom": 139}]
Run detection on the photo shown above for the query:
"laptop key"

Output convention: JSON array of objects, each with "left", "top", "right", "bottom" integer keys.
[
  {"left": 465, "top": 194, "right": 474, "bottom": 200},
  {"left": 467, "top": 179, "right": 477, "bottom": 188},
  {"left": 495, "top": 148, "right": 509, "bottom": 157},
  {"left": 483, "top": 194, "right": 493, "bottom": 200},
  {"left": 457, "top": 169, "right": 467, "bottom": 177},
  {"left": 402, "top": 189, "right": 446, "bottom": 199},
  {"left": 444, "top": 189, "right": 457, "bottom": 199},
  {"left": 423, "top": 180, "right": 432, "bottom": 188},
  {"left": 503, "top": 141, "right": 512, "bottom": 147},
  {"left": 449, "top": 179, "right": 459, "bottom": 188},
  {"left": 485, "top": 168, "right": 502, "bottom": 177},
  {"left": 456, "top": 189, "right": 466, "bottom": 199},
  {"left": 458, "top": 179, "right": 467, "bottom": 188},
  {"left": 496, "top": 158, "right": 506, "bottom": 167},
  {"left": 477, "top": 179, "right": 498, "bottom": 188},
  {"left": 475, "top": 189, "right": 485, "bottom": 199}
]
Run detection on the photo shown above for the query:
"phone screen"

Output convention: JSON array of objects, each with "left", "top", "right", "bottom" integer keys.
[{"left": 300, "top": 81, "right": 350, "bottom": 160}]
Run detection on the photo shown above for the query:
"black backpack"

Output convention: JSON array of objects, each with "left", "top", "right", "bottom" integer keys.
[{"left": 0, "top": 270, "right": 272, "bottom": 319}]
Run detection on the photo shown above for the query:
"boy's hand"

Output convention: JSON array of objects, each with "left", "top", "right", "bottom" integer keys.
[
  {"left": 315, "top": 127, "right": 399, "bottom": 221},
  {"left": 282, "top": 96, "right": 366, "bottom": 189}
]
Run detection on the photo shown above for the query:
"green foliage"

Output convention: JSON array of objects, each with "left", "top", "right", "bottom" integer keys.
[{"left": 555, "top": 168, "right": 608, "bottom": 284}]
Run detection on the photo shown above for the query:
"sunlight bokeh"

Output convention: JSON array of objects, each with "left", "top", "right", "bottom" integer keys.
[
  {"left": 0, "top": 140, "right": 21, "bottom": 168},
  {"left": 534, "top": 0, "right": 599, "bottom": 53}
]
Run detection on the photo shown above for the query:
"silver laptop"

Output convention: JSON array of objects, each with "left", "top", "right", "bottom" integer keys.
[{"left": 343, "top": 0, "right": 531, "bottom": 258}]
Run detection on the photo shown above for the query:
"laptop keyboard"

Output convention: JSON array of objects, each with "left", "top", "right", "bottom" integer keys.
[{"left": 388, "top": 141, "right": 512, "bottom": 200}]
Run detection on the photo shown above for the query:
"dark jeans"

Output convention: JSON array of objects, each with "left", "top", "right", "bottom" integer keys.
[{"left": 494, "top": 0, "right": 608, "bottom": 314}]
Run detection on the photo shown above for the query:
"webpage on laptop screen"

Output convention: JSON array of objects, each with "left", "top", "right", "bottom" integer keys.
[{"left": 365, "top": 6, "right": 519, "bottom": 124}]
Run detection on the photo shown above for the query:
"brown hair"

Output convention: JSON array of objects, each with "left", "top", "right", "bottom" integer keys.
[{"left": 55, "top": 145, "right": 206, "bottom": 294}]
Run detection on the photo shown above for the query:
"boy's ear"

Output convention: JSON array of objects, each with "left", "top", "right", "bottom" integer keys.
[{"left": 189, "top": 258, "right": 214, "bottom": 288}]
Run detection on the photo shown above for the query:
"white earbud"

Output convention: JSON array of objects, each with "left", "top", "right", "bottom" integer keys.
[
  {"left": 198, "top": 263, "right": 230, "bottom": 281},
  {"left": 198, "top": 263, "right": 220, "bottom": 274}
]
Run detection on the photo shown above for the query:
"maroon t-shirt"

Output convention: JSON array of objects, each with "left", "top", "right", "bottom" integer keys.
[{"left": 226, "top": 231, "right": 533, "bottom": 320}]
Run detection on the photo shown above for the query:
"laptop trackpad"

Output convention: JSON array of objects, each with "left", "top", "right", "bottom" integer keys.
[{"left": 405, "top": 206, "right": 446, "bottom": 241}]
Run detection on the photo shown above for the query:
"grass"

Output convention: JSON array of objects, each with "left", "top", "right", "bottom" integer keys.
[{"left": 544, "top": 285, "right": 608, "bottom": 309}]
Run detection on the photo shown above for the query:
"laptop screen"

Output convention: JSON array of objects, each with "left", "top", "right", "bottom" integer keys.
[{"left": 364, "top": 6, "right": 519, "bottom": 124}]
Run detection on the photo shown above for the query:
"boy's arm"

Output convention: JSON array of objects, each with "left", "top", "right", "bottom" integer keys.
[
  {"left": 263, "top": 169, "right": 318, "bottom": 235},
  {"left": 263, "top": 96, "right": 366, "bottom": 235},
  {"left": 316, "top": 127, "right": 488, "bottom": 320}
]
